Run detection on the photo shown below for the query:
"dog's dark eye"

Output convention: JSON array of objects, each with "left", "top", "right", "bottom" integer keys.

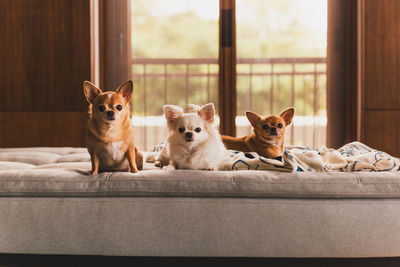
[
  {"left": 277, "top": 123, "right": 283, "bottom": 128},
  {"left": 194, "top": 127, "right": 201, "bottom": 133},
  {"left": 262, "top": 124, "right": 269, "bottom": 130},
  {"left": 178, "top": 127, "right": 185, "bottom": 133},
  {"left": 116, "top": 105, "right": 123, "bottom": 111},
  {"left": 98, "top": 105, "right": 106, "bottom": 112}
]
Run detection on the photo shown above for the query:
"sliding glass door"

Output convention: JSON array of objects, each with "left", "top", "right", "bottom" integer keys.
[
  {"left": 116, "top": 0, "right": 327, "bottom": 150},
  {"left": 235, "top": 0, "right": 327, "bottom": 147}
]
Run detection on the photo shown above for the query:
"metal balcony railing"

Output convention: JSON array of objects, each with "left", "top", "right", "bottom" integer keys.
[{"left": 131, "top": 57, "right": 326, "bottom": 151}]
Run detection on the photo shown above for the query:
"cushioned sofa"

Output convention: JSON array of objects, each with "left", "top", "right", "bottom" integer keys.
[{"left": 1, "top": 147, "right": 400, "bottom": 257}]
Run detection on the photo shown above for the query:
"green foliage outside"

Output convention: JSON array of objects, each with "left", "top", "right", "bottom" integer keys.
[{"left": 130, "top": 0, "right": 327, "bottom": 117}]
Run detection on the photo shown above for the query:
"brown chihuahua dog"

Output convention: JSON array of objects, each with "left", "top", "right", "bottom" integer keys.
[
  {"left": 222, "top": 108, "right": 294, "bottom": 158},
  {"left": 83, "top": 80, "right": 143, "bottom": 175}
]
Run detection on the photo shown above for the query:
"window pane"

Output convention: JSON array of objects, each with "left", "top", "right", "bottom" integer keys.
[
  {"left": 130, "top": 0, "right": 219, "bottom": 150},
  {"left": 236, "top": 0, "right": 327, "bottom": 148}
]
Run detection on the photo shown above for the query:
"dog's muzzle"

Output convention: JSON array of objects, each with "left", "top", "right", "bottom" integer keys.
[
  {"left": 270, "top": 127, "right": 277, "bottom": 136},
  {"left": 106, "top": 111, "right": 115, "bottom": 121},
  {"left": 185, "top": 132, "right": 193, "bottom": 142}
]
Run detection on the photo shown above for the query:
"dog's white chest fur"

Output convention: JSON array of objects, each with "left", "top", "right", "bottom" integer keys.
[
  {"left": 103, "top": 141, "right": 125, "bottom": 162},
  {"left": 96, "top": 141, "right": 128, "bottom": 170},
  {"left": 105, "top": 141, "right": 125, "bottom": 161}
]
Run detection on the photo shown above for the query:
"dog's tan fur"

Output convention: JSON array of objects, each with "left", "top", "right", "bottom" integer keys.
[
  {"left": 83, "top": 80, "right": 143, "bottom": 175},
  {"left": 222, "top": 108, "right": 294, "bottom": 158}
]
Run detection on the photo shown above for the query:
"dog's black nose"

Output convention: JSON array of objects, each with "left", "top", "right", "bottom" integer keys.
[
  {"left": 107, "top": 111, "right": 114, "bottom": 117},
  {"left": 185, "top": 132, "right": 193, "bottom": 138},
  {"left": 270, "top": 127, "right": 277, "bottom": 135}
]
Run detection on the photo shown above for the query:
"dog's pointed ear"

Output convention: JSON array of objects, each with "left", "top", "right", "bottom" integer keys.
[
  {"left": 198, "top": 103, "right": 215, "bottom": 123},
  {"left": 280, "top": 108, "right": 294, "bottom": 126},
  {"left": 117, "top": 80, "right": 133, "bottom": 103},
  {"left": 246, "top": 111, "right": 261, "bottom": 127},
  {"left": 83, "top": 81, "right": 102, "bottom": 104},
  {"left": 163, "top": 105, "right": 183, "bottom": 123}
]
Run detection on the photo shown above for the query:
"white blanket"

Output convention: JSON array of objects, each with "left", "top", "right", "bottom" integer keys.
[
  {"left": 221, "top": 142, "right": 400, "bottom": 172},
  {"left": 149, "top": 142, "right": 400, "bottom": 172}
]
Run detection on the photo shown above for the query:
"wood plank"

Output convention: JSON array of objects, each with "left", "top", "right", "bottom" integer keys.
[
  {"left": 363, "top": 110, "right": 400, "bottom": 157},
  {"left": 218, "top": 0, "right": 236, "bottom": 136},
  {"left": 326, "top": 0, "right": 359, "bottom": 148},
  {"left": 0, "top": 0, "right": 91, "bottom": 112},
  {"left": 364, "top": 0, "right": 400, "bottom": 110},
  {"left": 102, "top": 0, "right": 131, "bottom": 90},
  {"left": 0, "top": 112, "right": 88, "bottom": 147}
]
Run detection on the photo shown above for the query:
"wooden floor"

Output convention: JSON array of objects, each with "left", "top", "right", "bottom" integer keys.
[{"left": 0, "top": 254, "right": 400, "bottom": 267}]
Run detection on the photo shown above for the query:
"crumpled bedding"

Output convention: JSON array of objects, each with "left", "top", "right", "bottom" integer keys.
[
  {"left": 150, "top": 141, "right": 400, "bottom": 172},
  {"left": 221, "top": 142, "right": 400, "bottom": 172}
]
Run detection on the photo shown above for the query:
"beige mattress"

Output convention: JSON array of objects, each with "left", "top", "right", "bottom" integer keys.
[
  {"left": 1, "top": 147, "right": 400, "bottom": 257},
  {"left": 0, "top": 147, "right": 399, "bottom": 198}
]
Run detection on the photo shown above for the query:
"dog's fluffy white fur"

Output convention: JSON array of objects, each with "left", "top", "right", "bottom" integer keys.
[{"left": 157, "top": 103, "right": 227, "bottom": 170}]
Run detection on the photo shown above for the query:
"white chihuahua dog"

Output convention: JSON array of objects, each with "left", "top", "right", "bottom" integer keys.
[{"left": 156, "top": 103, "right": 227, "bottom": 170}]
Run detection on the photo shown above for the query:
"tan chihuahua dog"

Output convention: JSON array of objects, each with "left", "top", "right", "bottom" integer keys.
[
  {"left": 83, "top": 80, "right": 143, "bottom": 175},
  {"left": 222, "top": 108, "right": 294, "bottom": 158}
]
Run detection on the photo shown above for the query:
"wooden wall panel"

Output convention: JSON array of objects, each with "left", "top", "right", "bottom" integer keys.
[
  {"left": 326, "top": 0, "right": 358, "bottom": 148},
  {"left": 0, "top": 0, "right": 90, "bottom": 112},
  {"left": 363, "top": 111, "right": 400, "bottom": 157},
  {"left": 364, "top": 0, "right": 400, "bottom": 110},
  {"left": 0, "top": 112, "right": 87, "bottom": 147},
  {"left": 102, "top": 0, "right": 131, "bottom": 91},
  {"left": 360, "top": 0, "right": 400, "bottom": 157},
  {"left": 218, "top": 0, "right": 236, "bottom": 136},
  {"left": 0, "top": 0, "right": 91, "bottom": 147}
]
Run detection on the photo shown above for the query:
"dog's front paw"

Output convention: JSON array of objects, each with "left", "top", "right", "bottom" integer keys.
[
  {"left": 130, "top": 167, "right": 139, "bottom": 173},
  {"left": 203, "top": 166, "right": 215, "bottom": 171},
  {"left": 162, "top": 165, "right": 175, "bottom": 171},
  {"left": 155, "top": 160, "right": 163, "bottom": 168},
  {"left": 155, "top": 157, "right": 169, "bottom": 168}
]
